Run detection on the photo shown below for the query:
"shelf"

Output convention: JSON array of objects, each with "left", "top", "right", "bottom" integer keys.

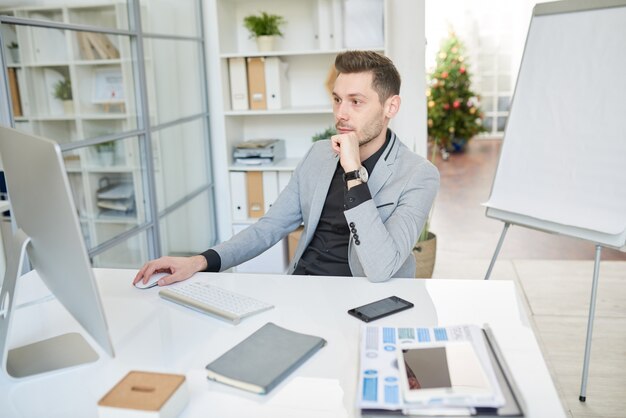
[
  {"left": 80, "top": 113, "right": 129, "bottom": 120},
  {"left": 220, "top": 47, "right": 384, "bottom": 59},
  {"left": 224, "top": 106, "right": 332, "bottom": 116},
  {"left": 15, "top": 115, "right": 76, "bottom": 121},
  {"left": 94, "top": 215, "right": 139, "bottom": 224},
  {"left": 84, "top": 166, "right": 137, "bottom": 173},
  {"left": 74, "top": 59, "right": 123, "bottom": 66},
  {"left": 229, "top": 157, "right": 299, "bottom": 172},
  {"left": 78, "top": 214, "right": 139, "bottom": 224},
  {"left": 20, "top": 62, "right": 71, "bottom": 68},
  {"left": 15, "top": 114, "right": 129, "bottom": 121}
]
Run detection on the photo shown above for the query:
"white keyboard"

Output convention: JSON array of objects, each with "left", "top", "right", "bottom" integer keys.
[{"left": 158, "top": 282, "right": 274, "bottom": 324}]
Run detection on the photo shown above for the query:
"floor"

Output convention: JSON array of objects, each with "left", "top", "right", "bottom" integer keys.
[{"left": 429, "top": 140, "right": 626, "bottom": 417}]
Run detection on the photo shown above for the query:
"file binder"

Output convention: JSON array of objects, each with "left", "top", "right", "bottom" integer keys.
[
  {"left": 247, "top": 57, "right": 267, "bottom": 110},
  {"left": 229, "top": 171, "right": 248, "bottom": 221},
  {"left": 315, "top": 0, "right": 333, "bottom": 50},
  {"left": 278, "top": 171, "right": 292, "bottom": 194},
  {"left": 264, "top": 57, "right": 290, "bottom": 110},
  {"left": 228, "top": 57, "right": 249, "bottom": 111},
  {"left": 7, "top": 68, "right": 22, "bottom": 117},
  {"left": 262, "top": 171, "right": 279, "bottom": 213},
  {"left": 246, "top": 171, "right": 264, "bottom": 218},
  {"left": 331, "top": 0, "right": 344, "bottom": 49}
]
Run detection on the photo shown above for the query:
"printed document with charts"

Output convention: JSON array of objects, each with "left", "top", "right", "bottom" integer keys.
[{"left": 357, "top": 324, "right": 506, "bottom": 415}]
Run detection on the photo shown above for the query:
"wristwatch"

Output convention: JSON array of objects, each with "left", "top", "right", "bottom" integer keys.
[{"left": 343, "top": 166, "right": 369, "bottom": 183}]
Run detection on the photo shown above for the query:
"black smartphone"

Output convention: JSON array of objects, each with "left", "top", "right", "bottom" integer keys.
[{"left": 348, "top": 296, "right": 414, "bottom": 322}]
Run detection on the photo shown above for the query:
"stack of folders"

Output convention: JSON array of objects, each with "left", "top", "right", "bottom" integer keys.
[
  {"left": 228, "top": 56, "right": 290, "bottom": 111},
  {"left": 358, "top": 324, "right": 525, "bottom": 417},
  {"left": 205, "top": 322, "right": 326, "bottom": 394}
]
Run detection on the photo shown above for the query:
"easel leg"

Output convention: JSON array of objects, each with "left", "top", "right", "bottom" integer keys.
[
  {"left": 579, "top": 244, "right": 602, "bottom": 402},
  {"left": 485, "top": 222, "right": 510, "bottom": 280}
]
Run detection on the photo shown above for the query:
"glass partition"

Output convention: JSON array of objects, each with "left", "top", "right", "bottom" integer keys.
[
  {"left": 140, "top": 0, "right": 199, "bottom": 37},
  {"left": 152, "top": 118, "right": 210, "bottom": 212},
  {"left": 144, "top": 38, "right": 204, "bottom": 126},
  {"left": 159, "top": 191, "right": 215, "bottom": 256}
]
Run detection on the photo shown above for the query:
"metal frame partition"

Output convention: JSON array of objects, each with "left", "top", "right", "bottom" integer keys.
[{"left": 0, "top": 0, "right": 215, "bottom": 265}]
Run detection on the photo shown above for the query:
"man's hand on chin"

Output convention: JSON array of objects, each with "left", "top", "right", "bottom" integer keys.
[{"left": 331, "top": 132, "right": 361, "bottom": 172}]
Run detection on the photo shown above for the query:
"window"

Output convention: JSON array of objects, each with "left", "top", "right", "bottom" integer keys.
[{"left": 426, "top": 0, "right": 537, "bottom": 137}]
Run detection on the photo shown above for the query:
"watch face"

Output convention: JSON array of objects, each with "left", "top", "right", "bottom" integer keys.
[{"left": 359, "top": 166, "right": 369, "bottom": 183}]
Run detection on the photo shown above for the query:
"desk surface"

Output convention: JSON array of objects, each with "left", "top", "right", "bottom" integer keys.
[{"left": 1, "top": 269, "right": 565, "bottom": 418}]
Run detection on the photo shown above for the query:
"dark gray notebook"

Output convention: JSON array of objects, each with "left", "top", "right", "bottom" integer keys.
[{"left": 205, "top": 322, "right": 327, "bottom": 394}]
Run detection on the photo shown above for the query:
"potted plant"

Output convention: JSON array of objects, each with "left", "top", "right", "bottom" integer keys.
[
  {"left": 311, "top": 126, "right": 336, "bottom": 142},
  {"left": 53, "top": 78, "right": 74, "bottom": 114},
  {"left": 95, "top": 140, "right": 116, "bottom": 166},
  {"left": 243, "top": 12, "right": 286, "bottom": 52},
  {"left": 412, "top": 140, "right": 439, "bottom": 278},
  {"left": 7, "top": 41, "right": 19, "bottom": 63},
  {"left": 427, "top": 31, "right": 485, "bottom": 160}
]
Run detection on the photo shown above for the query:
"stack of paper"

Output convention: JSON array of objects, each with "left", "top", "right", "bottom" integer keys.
[
  {"left": 357, "top": 324, "right": 518, "bottom": 417},
  {"left": 96, "top": 179, "right": 135, "bottom": 215}
]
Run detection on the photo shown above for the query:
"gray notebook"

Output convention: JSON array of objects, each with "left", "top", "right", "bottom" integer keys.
[{"left": 205, "top": 322, "right": 326, "bottom": 394}]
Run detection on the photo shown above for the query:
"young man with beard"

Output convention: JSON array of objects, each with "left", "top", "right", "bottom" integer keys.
[{"left": 134, "top": 50, "right": 439, "bottom": 286}]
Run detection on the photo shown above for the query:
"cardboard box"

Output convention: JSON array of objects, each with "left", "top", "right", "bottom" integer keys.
[
  {"left": 98, "top": 371, "right": 188, "bottom": 418},
  {"left": 288, "top": 226, "right": 304, "bottom": 262}
]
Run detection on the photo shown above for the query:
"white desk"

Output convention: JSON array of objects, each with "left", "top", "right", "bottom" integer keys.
[{"left": 0, "top": 269, "right": 565, "bottom": 418}]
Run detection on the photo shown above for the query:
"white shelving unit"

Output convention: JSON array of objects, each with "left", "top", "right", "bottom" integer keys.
[{"left": 1, "top": 3, "right": 148, "bottom": 268}]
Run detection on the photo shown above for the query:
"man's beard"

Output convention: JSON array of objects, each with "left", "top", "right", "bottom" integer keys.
[{"left": 336, "top": 117, "right": 384, "bottom": 147}]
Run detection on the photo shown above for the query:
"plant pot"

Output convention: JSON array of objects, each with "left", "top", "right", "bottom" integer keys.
[
  {"left": 446, "top": 137, "right": 468, "bottom": 153},
  {"left": 9, "top": 48, "right": 19, "bottom": 64},
  {"left": 413, "top": 232, "right": 437, "bottom": 278},
  {"left": 99, "top": 150, "right": 115, "bottom": 166},
  {"left": 62, "top": 100, "right": 74, "bottom": 115},
  {"left": 256, "top": 35, "right": 276, "bottom": 52}
]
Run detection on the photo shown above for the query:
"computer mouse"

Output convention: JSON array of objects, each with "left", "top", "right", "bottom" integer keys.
[{"left": 134, "top": 272, "right": 169, "bottom": 289}]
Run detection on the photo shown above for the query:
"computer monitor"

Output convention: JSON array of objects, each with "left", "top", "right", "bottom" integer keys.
[{"left": 0, "top": 125, "right": 114, "bottom": 378}]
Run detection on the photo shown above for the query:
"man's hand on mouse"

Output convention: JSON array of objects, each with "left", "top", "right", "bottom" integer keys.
[{"left": 133, "top": 255, "right": 208, "bottom": 287}]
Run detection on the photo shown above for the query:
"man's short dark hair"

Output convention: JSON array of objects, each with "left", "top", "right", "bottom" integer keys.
[{"left": 334, "top": 50, "right": 401, "bottom": 103}]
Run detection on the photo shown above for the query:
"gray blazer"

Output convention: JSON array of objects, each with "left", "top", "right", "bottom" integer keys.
[{"left": 213, "top": 131, "right": 440, "bottom": 282}]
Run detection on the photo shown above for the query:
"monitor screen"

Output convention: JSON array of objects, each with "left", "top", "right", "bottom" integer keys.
[{"left": 0, "top": 125, "right": 114, "bottom": 378}]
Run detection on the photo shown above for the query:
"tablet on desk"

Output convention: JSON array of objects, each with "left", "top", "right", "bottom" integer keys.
[{"left": 397, "top": 341, "right": 495, "bottom": 407}]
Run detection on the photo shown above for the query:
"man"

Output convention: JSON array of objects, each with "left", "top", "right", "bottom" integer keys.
[{"left": 134, "top": 50, "right": 439, "bottom": 287}]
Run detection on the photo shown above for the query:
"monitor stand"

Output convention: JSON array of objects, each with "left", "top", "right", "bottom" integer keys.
[{"left": 0, "top": 229, "right": 98, "bottom": 379}]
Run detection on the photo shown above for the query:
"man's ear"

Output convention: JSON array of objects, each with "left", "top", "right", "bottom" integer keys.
[{"left": 385, "top": 95, "right": 401, "bottom": 119}]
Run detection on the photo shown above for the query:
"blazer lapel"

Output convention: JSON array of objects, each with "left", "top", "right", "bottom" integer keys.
[
  {"left": 304, "top": 151, "right": 338, "bottom": 242},
  {"left": 367, "top": 132, "right": 398, "bottom": 198}
]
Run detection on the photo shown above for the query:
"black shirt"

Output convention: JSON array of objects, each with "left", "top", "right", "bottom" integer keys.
[{"left": 293, "top": 130, "right": 391, "bottom": 276}]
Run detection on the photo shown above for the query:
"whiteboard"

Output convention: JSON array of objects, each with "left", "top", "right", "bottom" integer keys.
[{"left": 485, "top": 0, "right": 626, "bottom": 249}]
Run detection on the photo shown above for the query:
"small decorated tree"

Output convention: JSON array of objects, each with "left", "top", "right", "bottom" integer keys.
[{"left": 427, "top": 31, "right": 485, "bottom": 153}]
